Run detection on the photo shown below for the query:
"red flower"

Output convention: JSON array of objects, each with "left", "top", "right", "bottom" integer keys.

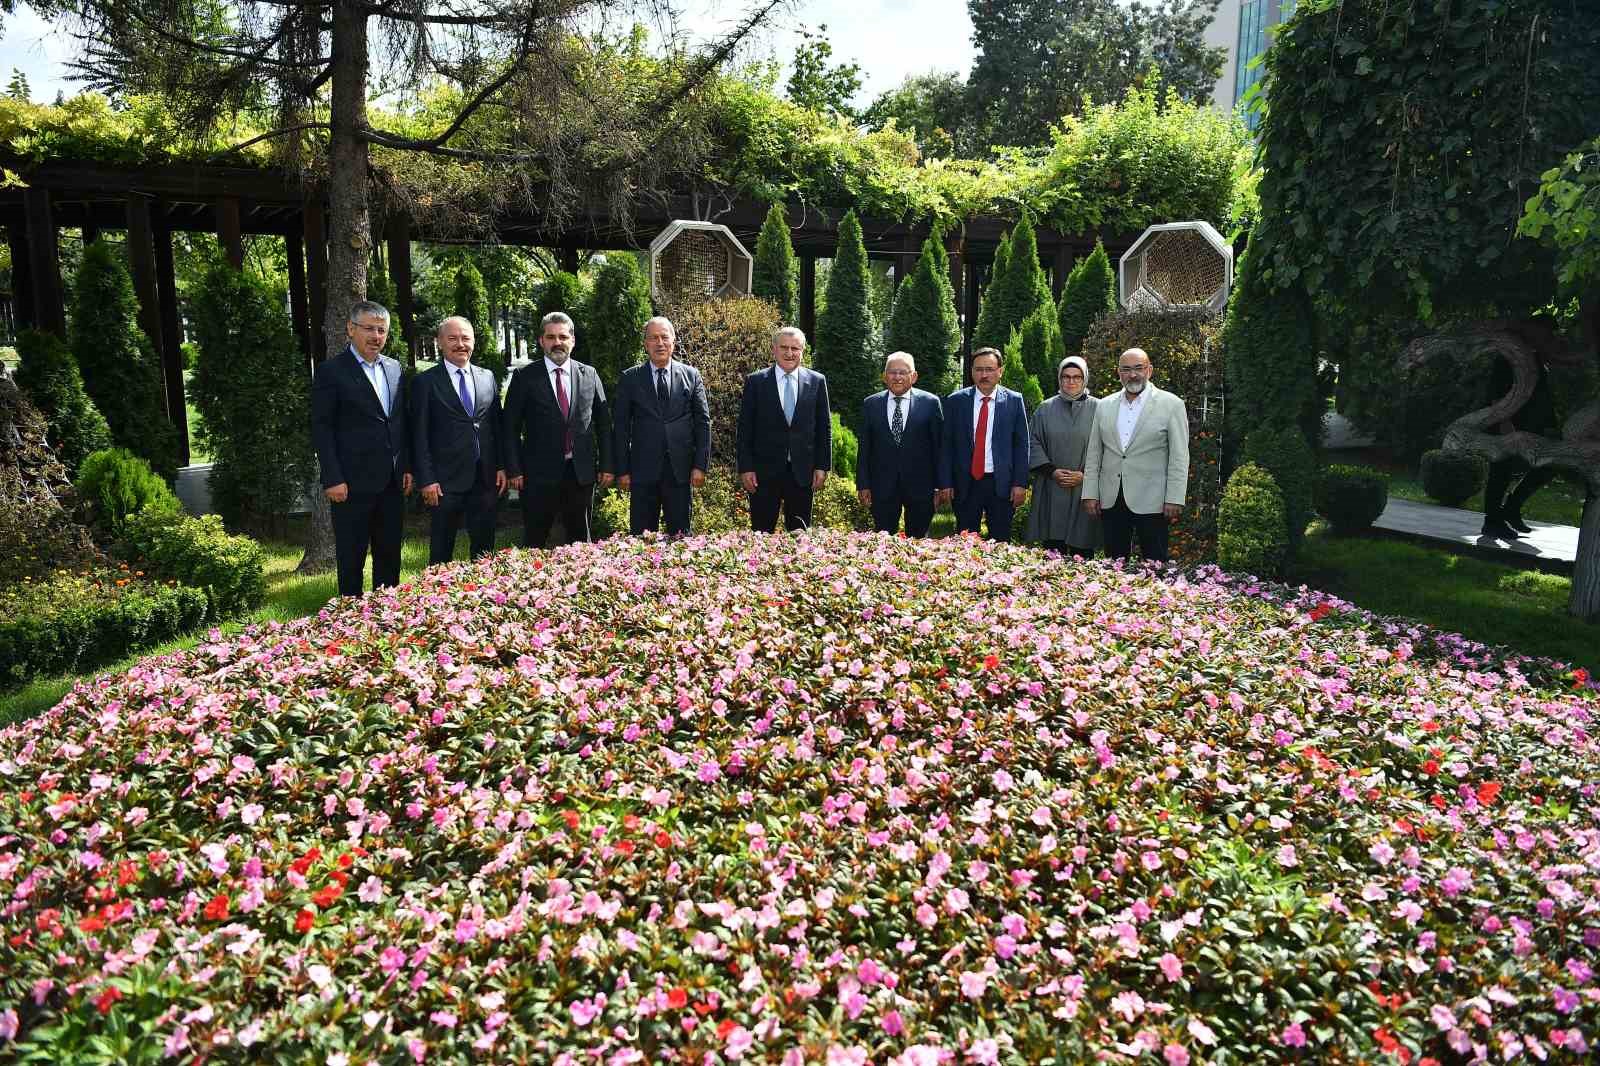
[
  {"left": 1308, "top": 603, "right": 1332, "bottom": 621},
  {"left": 654, "top": 830, "right": 672, "bottom": 848},
  {"left": 1477, "top": 780, "right": 1502, "bottom": 805},
  {"left": 337, "top": 852, "right": 354, "bottom": 869},
  {"left": 717, "top": 1018, "right": 738, "bottom": 1039},
  {"left": 94, "top": 986, "right": 123, "bottom": 1014},
  {"left": 1430, "top": 794, "right": 1448, "bottom": 810},
  {"left": 78, "top": 912, "right": 107, "bottom": 933},
  {"left": 1422, "top": 760, "right": 1440, "bottom": 775},
  {"left": 312, "top": 883, "right": 343, "bottom": 909},
  {"left": 562, "top": 810, "right": 581, "bottom": 831},
  {"left": 294, "top": 908, "right": 315, "bottom": 933},
  {"left": 1574, "top": 668, "right": 1591, "bottom": 687},
  {"left": 615, "top": 840, "right": 635, "bottom": 857},
  {"left": 980, "top": 654, "right": 999, "bottom": 671},
  {"left": 1420, "top": 720, "right": 1441, "bottom": 733},
  {"left": 202, "top": 893, "right": 230, "bottom": 921},
  {"left": 622, "top": 814, "right": 640, "bottom": 832},
  {"left": 667, "top": 987, "right": 688, "bottom": 1009}
]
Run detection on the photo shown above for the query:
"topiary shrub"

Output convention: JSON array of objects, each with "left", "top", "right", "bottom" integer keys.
[
  {"left": 583, "top": 253, "right": 651, "bottom": 390},
  {"left": 1315, "top": 464, "right": 1390, "bottom": 534},
  {"left": 123, "top": 509, "right": 268, "bottom": 622},
  {"left": 590, "top": 487, "right": 632, "bottom": 540},
  {"left": 671, "top": 296, "right": 781, "bottom": 470},
  {"left": 752, "top": 203, "right": 799, "bottom": 325},
  {"left": 1004, "top": 303, "right": 1064, "bottom": 402},
  {"left": 831, "top": 412, "right": 858, "bottom": 481},
  {"left": 1420, "top": 449, "right": 1487, "bottom": 507},
  {"left": 884, "top": 230, "right": 961, "bottom": 396},
  {"left": 1218, "top": 462, "right": 1288, "bottom": 576},
  {"left": 1242, "top": 426, "right": 1317, "bottom": 559},
  {"left": 12, "top": 328, "right": 112, "bottom": 477},
  {"left": 75, "top": 447, "right": 180, "bottom": 536},
  {"left": 1057, "top": 240, "right": 1116, "bottom": 362},
  {"left": 814, "top": 209, "right": 878, "bottom": 433},
  {"left": 997, "top": 334, "right": 1044, "bottom": 409},
  {"left": 689, "top": 468, "right": 751, "bottom": 534},
  {"left": 811, "top": 473, "right": 871, "bottom": 531}
]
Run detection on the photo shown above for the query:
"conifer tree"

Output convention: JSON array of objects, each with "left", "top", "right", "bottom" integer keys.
[
  {"left": 972, "top": 232, "right": 1013, "bottom": 355},
  {"left": 453, "top": 263, "right": 503, "bottom": 379},
  {"left": 1000, "top": 323, "right": 1045, "bottom": 410},
  {"left": 974, "top": 215, "right": 1052, "bottom": 356},
  {"left": 814, "top": 210, "right": 878, "bottom": 432},
  {"left": 1057, "top": 240, "right": 1117, "bottom": 366},
  {"left": 583, "top": 253, "right": 651, "bottom": 388},
  {"left": 14, "top": 328, "right": 113, "bottom": 477},
  {"left": 885, "top": 231, "right": 962, "bottom": 397},
  {"left": 534, "top": 271, "right": 589, "bottom": 342},
  {"left": 1006, "top": 303, "right": 1065, "bottom": 403},
  {"left": 752, "top": 203, "right": 800, "bottom": 325}
]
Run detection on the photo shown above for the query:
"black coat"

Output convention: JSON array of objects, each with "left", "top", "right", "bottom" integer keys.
[
  {"left": 503, "top": 358, "right": 609, "bottom": 485},
  {"left": 736, "top": 365, "right": 833, "bottom": 482},
  {"left": 410, "top": 361, "right": 504, "bottom": 492},
  {"left": 613, "top": 360, "right": 711, "bottom": 483},
  {"left": 856, "top": 388, "right": 944, "bottom": 500},
  {"left": 310, "top": 347, "right": 409, "bottom": 492}
]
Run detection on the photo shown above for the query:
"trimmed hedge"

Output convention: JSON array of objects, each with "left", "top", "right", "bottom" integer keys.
[
  {"left": 583, "top": 253, "right": 652, "bottom": 390},
  {"left": 1218, "top": 462, "right": 1288, "bottom": 576},
  {"left": 12, "top": 328, "right": 112, "bottom": 477},
  {"left": 1241, "top": 426, "right": 1317, "bottom": 558},
  {"left": 74, "top": 447, "right": 180, "bottom": 535},
  {"left": 123, "top": 509, "right": 267, "bottom": 621},
  {"left": 1420, "top": 449, "right": 1487, "bottom": 506},
  {"left": 1315, "top": 464, "right": 1389, "bottom": 534},
  {"left": 831, "top": 412, "right": 858, "bottom": 481}
]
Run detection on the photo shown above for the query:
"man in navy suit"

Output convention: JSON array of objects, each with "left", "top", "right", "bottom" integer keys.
[
  {"left": 411, "top": 316, "right": 506, "bottom": 566},
  {"left": 310, "top": 300, "right": 413, "bottom": 596},
  {"left": 939, "top": 346, "right": 1030, "bottom": 541},
  {"left": 856, "top": 351, "right": 944, "bottom": 536},
  {"left": 736, "top": 326, "right": 832, "bottom": 532},
  {"left": 504, "top": 311, "right": 612, "bottom": 547},
  {"left": 613, "top": 317, "right": 711, "bottom": 535}
]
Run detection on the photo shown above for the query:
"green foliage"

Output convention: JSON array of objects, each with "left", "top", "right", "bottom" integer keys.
[
  {"left": 70, "top": 240, "right": 179, "bottom": 477},
  {"left": 591, "top": 486, "right": 631, "bottom": 540},
  {"left": 75, "top": 447, "right": 180, "bottom": 536},
  {"left": 13, "top": 328, "right": 112, "bottom": 477},
  {"left": 752, "top": 203, "right": 800, "bottom": 325},
  {"left": 811, "top": 473, "right": 871, "bottom": 531},
  {"left": 972, "top": 230, "right": 1013, "bottom": 353},
  {"left": 785, "top": 26, "right": 861, "bottom": 120},
  {"left": 1003, "top": 305, "right": 1062, "bottom": 403},
  {"left": 814, "top": 210, "right": 878, "bottom": 433},
  {"left": 1057, "top": 241, "right": 1116, "bottom": 362},
  {"left": 672, "top": 296, "right": 781, "bottom": 470},
  {"left": 690, "top": 468, "right": 751, "bottom": 535},
  {"left": 997, "top": 337, "right": 1044, "bottom": 410},
  {"left": 976, "top": 214, "right": 1053, "bottom": 357},
  {"left": 885, "top": 231, "right": 961, "bottom": 396},
  {"left": 1218, "top": 463, "right": 1288, "bottom": 577},
  {"left": 1519, "top": 137, "right": 1600, "bottom": 295},
  {"left": 534, "top": 270, "right": 589, "bottom": 347},
  {"left": 1315, "top": 464, "right": 1389, "bottom": 534},
  {"left": 187, "top": 263, "right": 317, "bottom": 523},
  {"left": 1241, "top": 426, "right": 1316, "bottom": 559},
  {"left": 861, "top": 71, "right": 969, "bottom": 158},
  {"left": 583, "top": 253, "right": 651, "bottom": 388},
  {"left": 1220, "top": 240, "right": 1321, "bottom": 467},
  {"left": 366, "top": 256, "right": 410, "bottom": 361},
  {"left": 830, "top": 412, "right": 857, "bottom": 480},
  {"left": 453, "top": 263, "right": 503, "bottom": 380},
  {"left": 1420, "top": 449, "right": 1488, "bottom": 507},
  {"left": 123, "top": 509, "right": 267, "bottom": 621}
]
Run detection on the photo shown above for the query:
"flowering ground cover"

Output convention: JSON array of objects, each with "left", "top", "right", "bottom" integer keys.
[{"left": 1, "top": 532, "right": 1597, "bottom": 1065}]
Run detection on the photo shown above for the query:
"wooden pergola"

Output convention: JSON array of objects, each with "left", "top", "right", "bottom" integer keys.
[{"left": 0, "top": 158, "right": 1137, "bottom": 465}]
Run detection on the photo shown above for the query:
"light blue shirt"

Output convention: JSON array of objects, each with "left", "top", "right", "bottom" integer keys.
[{"left": 351, "top": 346, "right": 390, "bottom": 417}]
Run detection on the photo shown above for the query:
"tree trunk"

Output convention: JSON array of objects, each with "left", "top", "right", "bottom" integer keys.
[
  {"left": 297, "top": 0, "right": 371, "bottom": 576},
  {"left": 1573, "top": 491, "right": 1600, "bottom": 622}
]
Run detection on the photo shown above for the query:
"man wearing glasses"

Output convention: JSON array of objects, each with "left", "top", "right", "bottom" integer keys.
[
  {"left": 856, "top": 351, "right": 945, "bottom": 536},
  {"left": 1081, "top": 347, "right": 1190, "bottom": 563}
]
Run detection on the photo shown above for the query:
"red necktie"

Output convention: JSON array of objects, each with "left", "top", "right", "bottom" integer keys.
[
  {"left": 971, "top": 395, "right": 990, "bottom": 481},
  {"left": 555, "top": 367, "right": 573, "bottom": 456}
]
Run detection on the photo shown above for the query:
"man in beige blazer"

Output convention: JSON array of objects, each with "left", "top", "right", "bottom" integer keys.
[{"left": 1082, "top": 347, "right": 1190, "bottom": 562}]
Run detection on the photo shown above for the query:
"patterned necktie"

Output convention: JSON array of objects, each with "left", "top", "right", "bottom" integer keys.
[
  {"left": 971, "top": 395, "right": 990, "bottom": 480},
  {"left": 554, "top": 366, "right": 573, "bottom": 456},
  {"left": 782, "top": 372, "right": 796, "bottom": 425},
  {"left": 656, "top": 367, "right": 668, "bottom": 411},
  {"left": 891, "top": 396, "right": 904, "bottom": 445}
]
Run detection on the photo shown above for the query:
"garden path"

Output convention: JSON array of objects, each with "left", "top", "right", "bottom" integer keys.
[{"left": 1376, "top": 497, "right": 1578, "bottom": 570}]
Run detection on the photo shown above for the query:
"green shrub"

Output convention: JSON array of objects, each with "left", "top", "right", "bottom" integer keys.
[
  {"left": 997, "top": 335, "right": 1044, "bottom": 409},
  {"left": 453, "top": 262, "right": 503, "bottom": 380},
  {"left": 1057, "top": 241, "right": 1116, "bottom": 362},
  {"left": 583, "top": 254, "right": 651, "bottom": 389},
  {"left": 1004, "top": 303, "right": 1064, "bottom": 402},
  {"left": 1315, "top": 464, "right": 1390, "bottom": 534},
  {"left": 75, "top": 447, "right": 180, "bottom": 535},
  {"left": 690, "top": 468, "right": 751, "bottom": 535},
  {"left": 811, "top": 473, "right": 871, "bottom": 532},
  {"left": 1220, "top": 239, "right": 1321, "bottom": 470},
  {"left": 974, "top": 215, "right": 1052, "bottom": 355},
  {"left": 534, "top": 271, "right": 588, "bottom": 344},
  {"left": 1081, "top": 307, "right": 1222, "bottom": 416},
  {"left": 1420, "top": 449, "right": 1487, "bottom": 507},
  {"left": 123, "top": 509, "right": 267, "bottom": 621},
  {"left": 752, "top": 203, "right": 800, "bottom": 325},
  {"left": 12, "top": 328, "right": 112, "bottom": 477},
  {"left": 814, "top": 209, "right": 878, "bottom": 433},
  {"left": 672, "top": 297, "right": 781, "bottom": 470},
  {"left": 1009, "top": 494, "right": 1032, "bottom": 543},
  {"left": 591, "top": 487, "right": 632, "bottom": 539},
  {"left": 831, "top": 412, "right": 858, "bottom": 480},
  {"left": 1242, "top": 426, "right": 1316, "bottom": 559},
  {"left": 884, "top": 230, "right": 961, "bottom": 396},
  {"left": 1218, "top": 463, "right": 1288, "bottom": 576}
]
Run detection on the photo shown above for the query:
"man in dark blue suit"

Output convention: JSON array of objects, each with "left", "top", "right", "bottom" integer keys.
[
  {"left": 411, "top": 315, "right": 506, "bottom": 565},
  {"left": 736, "top": 326, "right": 832, "bottom": 532},
  {"left": 311, "top": 301, "right": 413, "bottom": 597},
  {"left": 939, "top": 346, "right": 1030, "bottom": 542},
  {"left": 612, "top": 317, "right": 711, "bottom": 535},
  {"left": 856, "top": 351, "right": 944, "bottom": 537}
]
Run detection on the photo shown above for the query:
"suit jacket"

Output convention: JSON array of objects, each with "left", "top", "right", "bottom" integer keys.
[
  {"left": 736, "top": 365, "right": 832, "bottom": 482},
  {"left": 856, "top": 388, "right": 944, "bottom": 500},
  {"left": 503, "top": 358, "right": 609, "bottom": 485},
  {"left": 311, "top": 347, "right": 409, "bottom": 493},
  {"left": 939, "top": 385, "right": 1030, "bottom": 500},
  {"left": 1082, "top": 383, "right": 1191, "bottom": 514},
  {"left": 410, "top": 361, "right": 504, "bottom": 493},
  {"left": 613, "top": 359, "right": 711, "bottom": 484}
]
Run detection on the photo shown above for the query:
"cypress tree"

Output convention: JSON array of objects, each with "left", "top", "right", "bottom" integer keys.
[
  {"left": 974, "top": 215, "right": 1052, "bottom": 355},
  {"left": 453, "top": 263, "right": 503, "bottom": 380},
  {"left": 534, "top": 270, "right": 588, "bottom": 341},
  {"left": 999, "top": 321, "right": 1046, "bottom": 411},
  {"left": 814, "top": 210, "right": 877, "bottom": 432},
  {"left": 14, "top": 328, "right": 113, "bottom": 477},
  {"left": 972, "top": 232, "right": 1013, "bottom": 355},
  {"left": 1057, "top": 240, "right": 1117, "bottom": 365},
  {"left": 752, "top": 203, "right": 799, "bottom": 325},
  {"left": 583, "top": 253, "right": 651, "bottom": 388},
  {"left": 1006, "top": 303, "right": 1064, "bottom": 403},
  {"left": 885, "top": 232, "right": 961, "bottom": 396},
  {"left": 70, "top": 240, "right": 179, "bottom": 477}
]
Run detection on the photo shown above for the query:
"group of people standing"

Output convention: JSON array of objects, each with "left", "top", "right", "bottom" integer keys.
[{"left": 311, "top": 300, "right": 1191, "bottom": 597}]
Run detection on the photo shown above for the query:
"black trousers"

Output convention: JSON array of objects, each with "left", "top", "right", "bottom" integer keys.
[
  {"left": 630, "top": 470, "right": 691, "bottom": 535},
  {"left": 1485, "top": 461, "right": 1559, "bottom": 523},
  {"left": 430, "top": 468, "right": 499, "bottom": 565},
  {"left": 750, "top": 469, "right": 814, "bottom": 532},
  {"left": 1102, "top": 489, "right": 1169, "bottom": 562},
  {"left": 522, "top": 461, "right": 594, "bottom": 548},
  {"left": 331, "top": 476, "right": 404, "bottom": 597},
  {"left": 870, "top": 485, "right": 934, "bottom": 538},
  {"left": 955, "top": 476, "right": 1016, "bottom": 542}
]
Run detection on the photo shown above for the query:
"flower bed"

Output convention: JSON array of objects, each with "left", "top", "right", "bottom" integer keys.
[{"left": 1, "top": 533, "right": 1597, "bottom": 1064}]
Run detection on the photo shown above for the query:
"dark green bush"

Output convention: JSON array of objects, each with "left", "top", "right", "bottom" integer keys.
[
  {"left": 811, "top": 474, "right": 871, "bottom": 532},
  {"left": 13, "top": 328, "right": 113, "bottom": 477},
  {"left": 583, "top": 254, "right": 651, "bottom": 390},
  {"left": 831, "top": 412, "right": 858, "bottom": 480},
  {"left": 1420, "top": 449, "right": 1487, "bottom": 507},
  {"left": 1315, "top": 464, "right": 1389, "bottom": 533},
  {"left": 1242, "top": 426, "right": 1317, "bottom": 558},
  {"left": 998, "top": 333, "right": 1044, "bottom": 409},
  {"left": 75, "top": 447, "right": 180, "bottom": 535},
  {"left": 672, "top": 296, "right": 781, "bottom": 470},
  {"left": 814, "top": 210, "right": 878, "bottom": 433},
  {"left": 591, "top": 487, "right": 631, "bottom": 540},
  {"left": 453, "top": 262, "right": 503, "bottom": 381},
  {"left": 884, "top": 231, "right": 960, "bottom": 396},
  {"left": 1003, "top": 305, "right": 1060, "bottom": 405},
  {"left": 123, "top": 509, "right": 267, "bottom": 621},
  {"left": 752, "top": 203, "right": 799, "bottom": 325},
  {"left": 1218, "top": 463, "right": 1288, "bottom": 576},
  {"left": 1057, "top": 240, "right": 1116, "bottom": 362},
  {"left": 534, "top": 271, "right": 588, "bottom": 344}
]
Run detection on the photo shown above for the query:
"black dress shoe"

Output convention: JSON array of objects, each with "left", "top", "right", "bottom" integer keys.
[
  {"left": 1505, "top": 512, "right": 1533, "bottom": 534},
  {"left": 1481, "top": 519, "right": 1519, "bottom": 539}
]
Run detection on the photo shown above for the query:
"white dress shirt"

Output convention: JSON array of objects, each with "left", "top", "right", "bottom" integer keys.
[
  {"left": 886, "top": 390, "right": 914, "bottom": 428},
  {"left": 352, "top": 347, "right": 389, "bottom": 416},
  {"left": 971, "top": 388, "right": 999, "bottom": 475},
  {"left": 1117, "top": 388, "right": 1147, "bottom": 451}
]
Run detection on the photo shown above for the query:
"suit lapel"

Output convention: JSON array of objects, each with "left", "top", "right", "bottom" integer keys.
[
  {"left": 381, "top": 357, "right": 400, "bottom": 418},
  {"left": 438, "top": 365, "right": 468, "bottom": 417},
  {"left": 346, "top": 350, "right": 386, "bottom": 418}
]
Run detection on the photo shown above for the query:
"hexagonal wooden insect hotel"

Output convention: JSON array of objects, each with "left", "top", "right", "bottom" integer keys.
[
  {"left": 649, "top": 221, "right": 754, "bottom": 306},
  {"left": 1118, "top": 222, "right": 1233, "bottom": 313}
]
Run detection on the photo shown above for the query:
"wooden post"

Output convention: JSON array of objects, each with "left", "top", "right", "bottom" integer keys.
[
  {"left": 23, "top": 187, "right": 66, "bottom": 338},
  {"left": 8, "top": 221, "right": 34, "bottom": 332},
  {"left": 385, "top": 217, "right": 415, "bottom": 364},
  {"left": 1052, "top": 244, "right": 1074, "bottom": 300},
  {"left": 126, "top": 196, "right": 167, "bottom": 402},
  {"left": 82, "top": 221, "right": 101, "bottom": 247},
  {"left": 149, "top": 201, "right": 190, "bottom": 465},
  {"left": 285, "top": 229, "right": 311, "bottom": 370},
  {"left": 217, "top": 197, "right": 245, "bottom": 270},
  {"left": 304, "top": 197, "right": 329, "bottom": 361},
  {"left": 560, "top": 245, "right": 580, "bottom": 273},
  {"left": 799, "top": 254, "right": 817, "bottom": 342}
]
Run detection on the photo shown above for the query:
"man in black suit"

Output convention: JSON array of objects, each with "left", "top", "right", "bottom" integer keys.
[
  {"left": 612, "top": 316, "right": 710, "bottom": 535},
  {"left": 411, "top": 315, "right": 506, "bottom": 565},
  {"left": 736, "top": 327, "right": 833, "bottom": 532},
  {"left": 310, "top": 300, "right": 412, "bottom": 597},
  {"left": 505, "top": 311, "right": 612, "bottom": 546},
  {"left": 856, "top": 351, "right": 945, "bottom": 537}
]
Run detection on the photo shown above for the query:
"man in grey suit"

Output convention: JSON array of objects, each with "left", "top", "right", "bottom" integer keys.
[
  {"left": 613, "top": 316, "right": 711, "bottom": 535},
  {"left": 736, "top": 326, "right": 832, "bottom": 532},
  {"left": 412, "top": 316, "right": 506, "bottom": 565},
  {"left": 505, "top": 311, "right": 612, "bottom": 546},
  {"left": 1082, "top": 347, "right": 1191, "bottom": 562}
]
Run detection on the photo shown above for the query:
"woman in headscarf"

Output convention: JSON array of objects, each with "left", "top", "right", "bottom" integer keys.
[{"left": 1024, "top": 356, "right": 1101, "bottom": 556}]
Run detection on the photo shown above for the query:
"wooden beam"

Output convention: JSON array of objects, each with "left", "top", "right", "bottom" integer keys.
[
  {"left": 303, "top": 196, "right": 328, "bottom": 361},
  {"left": 1051, "top": 244, "right": 1073, "bottom": 299},
  {"left": 149, "top": 201, "right": 190, "bottom": 465},
  {"left": 799, "top": 255, "right": 817, "bottom": 341},
  {"left": 8, "top": 221, "right": 34, "bottom": 332},
  {"left": 22, "top": 187, "right": 66, "bottom": 337},
  {"left": 385, "top": 216, "right": 415, "bottom": 364},
  {"left": 125, "top": 195, "right": 167, "bottom": 391},
  {"left": 217, "top": 196, "right": 245, "bottom": 269},
  {"left": 285, "top": 229, "right": 311, "bottom": 371}
]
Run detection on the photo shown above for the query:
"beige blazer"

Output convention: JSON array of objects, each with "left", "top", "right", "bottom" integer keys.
[{"left": 1081, "top": 383, "right": 1190, "bottom": 514}]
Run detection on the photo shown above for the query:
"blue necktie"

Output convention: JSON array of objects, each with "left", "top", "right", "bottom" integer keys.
[
  {"left": 782, "top": 372, "right": 795, "bottom": 425},
  {"left": 457, "top": 368, "right": 479, "bottom": 459}
]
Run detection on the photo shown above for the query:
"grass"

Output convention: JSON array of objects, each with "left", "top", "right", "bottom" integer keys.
[
  {"left": 1332, "top": 446, "right": 1587, "bottom": 526},
  {"left": 1290, "top": 522, "right": 1597, "bottom": 674}
]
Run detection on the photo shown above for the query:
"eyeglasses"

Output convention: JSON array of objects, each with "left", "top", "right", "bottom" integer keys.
[
  {"left": 1117, "top": 365, "right": 1149, "bottom": 375},
  {"left": 885, "top": 369, "right": 912, "bottom": 377},
  {"left": 352, "top": 323, "right": 388, "bottom": 335}
]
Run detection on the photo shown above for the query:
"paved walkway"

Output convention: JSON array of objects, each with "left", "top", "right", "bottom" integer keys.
[{"left": 1375, "top": 497, "right": 1579, "bottom": 570}]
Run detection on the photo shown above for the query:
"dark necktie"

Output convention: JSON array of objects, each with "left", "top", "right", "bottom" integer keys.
[
  {"left": 891, "top": 396, "right": 904, "bottom": 445},
  {"left": 656, "top": 367, "right": 668, "bottom": 411},
  {"left": 554, "top": 366, "right": 573, "bottom": 456},
  {"left": 971, "top": 395, "right": 990, "bottom": 480},
  {"left": 457, "top": 367, "right": 478, "bottom": 459}
]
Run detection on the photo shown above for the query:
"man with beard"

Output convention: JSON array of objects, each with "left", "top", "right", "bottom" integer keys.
[{"left": 1082, "top": 347, "right": 1190, "bottom": 563}]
